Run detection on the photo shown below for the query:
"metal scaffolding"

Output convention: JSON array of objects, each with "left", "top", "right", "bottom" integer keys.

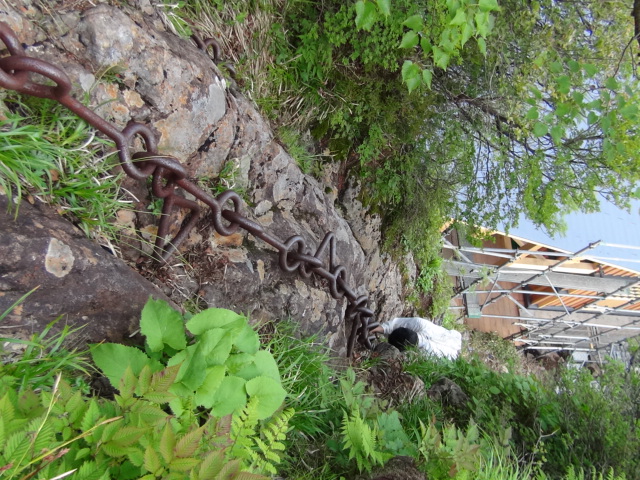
[{"left": 444, "top": 235, "right": 640, "bottom": 358}]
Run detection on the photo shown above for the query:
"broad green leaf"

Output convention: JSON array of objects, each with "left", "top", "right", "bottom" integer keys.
[
  {"left": 140, "top": 298, "right": 186, "bottom": 353},
  {"left": 525, "top": 107, "right": 538, "bottom": 120},
  {"left": 449, "top": 8, "right": 466, "bottom": 26},
  {"left": 376, "top": 0, "right": 390, "bottom": 17},
  {"left": 402, "top": 14, "right": 423, "bottom": 31},
  {"left": 422, "top": 69, "right": 433, "bottom": 89},
  {"left": 253, "top": 350, "right": 281, "bottom": 381},
  {"left": 245, "top": 376, "right": 287, "bottom": 420},
  {"left": 489, "top": 386, "right": 500, "bottom": 395},
  {"left": 199, "top": 328, "right": 233, "bottom": 365},
  {"left": 210, "top": 376, "right": 247, "bottom": 417},
  {"left": 233, "top": 324, "right": 259, "bottom": 354},
  {"left": 186, "top": 308, "right": 245, "bottom": 335},
  {"left": 533, "top": 122, "right": 548, "bottom": 137},
  {"left": 587, "top": 111, "right": 599, "bottom": 125},
  {"left": 355, "top": 0, "right": 378, "bottom": 31},
  {"left": 92, "top": 343, "right": 159, "bottom": 388},
  {"left": 225, "top": 353, "right": 255, "bottom": 374},
  {"left": 399, "top": 31, "right": 419, "bottom": 49},
  {"left": 194, "top": 366, "right": 227, "bottom": 408},
  {"left": 479, "top": 0, "right": 500, "bottom": 12}
]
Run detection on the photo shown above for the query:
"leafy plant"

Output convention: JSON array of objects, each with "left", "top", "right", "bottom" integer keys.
[
  {"left": 340, "top": 408, "right": 391, "bottom": 472},
  {"left": 91, "top": 298, "right": 290, "bottom": 474}
]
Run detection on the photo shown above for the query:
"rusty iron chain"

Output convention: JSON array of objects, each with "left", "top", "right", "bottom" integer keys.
[{"left": 0, "top": 22, "right": 378, "bottom": 357}]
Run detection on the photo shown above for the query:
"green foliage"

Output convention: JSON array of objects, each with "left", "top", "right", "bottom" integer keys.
[
  {"left": 341, "top": 408, "right": 391, "bottom": 472},
  {"left": 0, "top": 369, "right": 268, "bottom": 480},
  {"left": 92, "top": 299, "right": 287, "bottom": 423},
  {"left": 1, "top": 292, "right": 92, "bottom": 393},
  {"left": 403, "top": 353, "right": 640, "bottom": 479},
  {"left": 0, "top": 95, "right": 133, "bottom": 241},
  {"left": 0, "top": 300, "right": 294, "bottom": 479},
  {"left": 400, "top": 0, "right": 500, "bottom": 92},
  {"left": 417, "top": 418, "right": 481, "bottom": 478},
  {"left": 277, "top": 127, "right": 320, "bottom": 174}
]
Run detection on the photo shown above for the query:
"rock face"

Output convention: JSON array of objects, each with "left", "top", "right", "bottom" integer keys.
[
  {"left": 0, "top": 0, "right": 411, "bottom": 353},
  {"left": 0, "top": 194, "right": 172, "bottom": 344}
]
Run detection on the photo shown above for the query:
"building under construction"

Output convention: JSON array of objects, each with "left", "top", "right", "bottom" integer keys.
[{"left": 444, "top": 229, "right": 640, "bottom": 364}]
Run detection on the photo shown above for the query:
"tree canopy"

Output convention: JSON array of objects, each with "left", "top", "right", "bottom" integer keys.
[{"left": 264, "top": 0, "right": 640, "bottom": 238}]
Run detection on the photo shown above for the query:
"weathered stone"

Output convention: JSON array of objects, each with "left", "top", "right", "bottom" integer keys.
[
  {"left": 0, "top": 194, "right": 173, "bottom": 344},
  {"left": 358, "top": 456, "right": 427, "bottom": 480},
  {"left": 426, "top": 377, "right": 469, "bottom": 409},
  {"left": 0, "top": 1, "right": 410, "bottom": 356}
]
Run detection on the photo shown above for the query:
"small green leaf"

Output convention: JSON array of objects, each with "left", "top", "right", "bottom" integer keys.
[
  {"left": 399, "top": 31, "right": 419, "bottom": 49},
  {"left": 376, "top": 0, "right": 390, "bottom": 17},
  {"left": 572, "top": 91, "right": 584, "bottom": 105},
  {"left": 479, "top": 0, "right": 500, "bottom": 11},
  {"left": 533, "top": 122, "right": 548, "bottom": 137},
  {"left": 402, "top": 14, "right": 423, "bottom": 31},
  {"left": 583, "top": 63, "right": 598, "bottom": 77},
  {"left": 433, "top": 46, "right": 450, "bottom": 69},
  {"left": 587, "top": 111, "right": 599, "bottom": 125},
  {"left": 550, "top": 61, "right": 563, "bottom": 74},
  {"left": 159, "top": 422, "right": 176, "bottom": 464},
  {"left": 489, "top": 386, "right": 500, "bottom": 395},
  {"left": 169, "top": 457, "right": 201, "bottom": 472},
  {"left": 422, "top": 69, "right": 433, "bottom": 89},
  {"left": 477, "top": 37, "right": 487, "bottom": 56},
  {"left": 525, "top": 107, "right": 538, "bottom": 120},
  {"left": 144, "top": 445, "right": 162, "bottom": 475},
  {"left": 475, "top": 11, "right": 490, "bottom": 37},
  {"left": 355, "top": 0, "right": 378, "bottom": 31},
  {"left": 460, "top": 22, "right": 473, "bottom": 46},
  {"left": 567, "top": 60, "right": 580, "bottom": 73},
  {"left": 449, "top": 8, "right": 466, "bottom": 26},
  {"left": 140, "top": 298, "right": 186, "bottom": 353},
  {"left": 556, "top": 75, "right": 571, "bottom": 95},
  {"left": 620, "top": 104, "right": 638, "bottom": 120},
  {"left": 420, "top": 36, "right": 432, "bottom": 54},
  {"left": 550, "top": 125, "right": 564, "bottom": 144},
  {"left": 175, "top": 427, "right": 204, "bottom": 458},
  {"left": 401, "top": 60, "right": 422, "bottom": 93},
  {"left": 605, "top": 77, "right": 619, "bottom": 90}
]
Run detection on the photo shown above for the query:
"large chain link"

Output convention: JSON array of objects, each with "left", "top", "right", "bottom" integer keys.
[{"left": 0, "top": 21, "right": 377, "bottom": 357}]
